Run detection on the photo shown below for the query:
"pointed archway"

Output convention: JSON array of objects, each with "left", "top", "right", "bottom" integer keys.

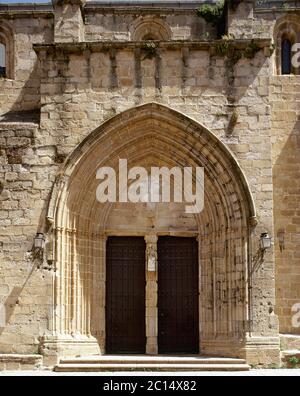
[{"left": 40, "top": 103, "right": 257, "bottom": 363}]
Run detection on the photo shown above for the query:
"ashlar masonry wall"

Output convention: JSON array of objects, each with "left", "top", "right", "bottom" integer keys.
[
  {"left": 271, "top": 75, "right": 300, "bottom": 337},
  {"left": 39, "top": 40, "right": 279, "bottom": 351},
  {"left": 0, "top": 12, "right": 53, "bottom": 117}
]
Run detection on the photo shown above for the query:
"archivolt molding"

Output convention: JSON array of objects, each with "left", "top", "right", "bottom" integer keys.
[
  {"left": 130, "top": 16, "right": 172, "bottom": 41},
  {"left": 48, "top": 102, "right": 256, "bottom": 229},
  {"left": 0, "top": 20, "right": 14, "bottom": 79},
  {"left": 46, "top": 102, "right": 257, "bottom": 348},
  {"left": 274, "top": 15, "right": 300, "bottom": 75}
]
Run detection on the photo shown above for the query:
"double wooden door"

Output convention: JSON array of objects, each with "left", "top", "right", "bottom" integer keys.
[{"left": 106, "top": 236, "right": 199, "bottom": 354}]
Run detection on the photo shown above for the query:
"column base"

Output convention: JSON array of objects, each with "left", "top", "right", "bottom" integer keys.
[
  {"left": 201, "top": 336, "right": 281, "bottom": 366},
  {"left": 201, "top": 338, "right": 245, "bottom": 359},
  {"left": 39, "top": 333, "right": 101, "bottom": 367},
  {"left": 243, "top": 335, "right": 280, "bottom": 367}
]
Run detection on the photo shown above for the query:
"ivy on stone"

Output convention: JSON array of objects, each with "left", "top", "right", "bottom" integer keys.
[{"left": 196, "top": 1, "right": 226, "bottom": 37}]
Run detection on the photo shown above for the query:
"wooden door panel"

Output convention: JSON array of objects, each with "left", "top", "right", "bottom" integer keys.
[
  {"left": 106, "top": 236, "right": 146, "bottom": 354},
  {"left": 158, "top": 236, "right": 199, "bottom": 354}
]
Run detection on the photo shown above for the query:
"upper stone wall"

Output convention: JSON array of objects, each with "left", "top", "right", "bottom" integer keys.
[
  {"left": 0, "top": 10, "right": 53, "bottom": 117},
  {"left": 84, "top": 1, "right": 216, "bottom": 41},
  {"left": 271, "top": 75, "right": 300, "bottom": 335},
  {"left": 0, "top": 1, "right": 299, "bottom": 119}
]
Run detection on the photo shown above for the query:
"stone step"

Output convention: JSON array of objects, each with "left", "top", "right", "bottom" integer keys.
[
  {"left": 55, "top": 363, "right": 250, "bottom": 372},
  {"left": 55, "top": 356, "right": 250, "bottom": 372},
  {"left": 59, "top": 356, "right": 247, "bottom": 366},
  {"left": 0, "top": 354, "right": 43, "bottom": 371}
]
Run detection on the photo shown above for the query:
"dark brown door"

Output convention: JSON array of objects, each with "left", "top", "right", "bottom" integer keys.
[
  {"left": 106, "top": 236, "right": 146, "bottom": 354},
  {"left": 158, "top": 236, "right": 199, "bottom": 354}
]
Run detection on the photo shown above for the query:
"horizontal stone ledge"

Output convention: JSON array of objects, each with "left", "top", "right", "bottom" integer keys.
[
  {"left": 0, "top": 354, "right": 43, "bottom": 363},
  {"left": 84, "top": 8, "right": 201, "bottom": 16},
  {"left": 0, "top": 1, "right": 211, "bottom": 18},
  {"left": 0, "top": 124, "right": 38, "bottom": 130},
  {"left": 0, "top": 4, "right": 53, "bottom": 19},
  {"left": 85, "top": 0, "right": 207, "bottom": 12},
  {"left": 33, "top": 38, "right": 272, "bottom": 56}
]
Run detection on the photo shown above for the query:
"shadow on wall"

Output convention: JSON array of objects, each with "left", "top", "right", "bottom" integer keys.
[
  {"left": 0, "top": 263, "right": 37, "bottom": 336},
  {"left": 273, "top": 95, "right": 300, "bottom": 335},
  {"left": 0, "top": 60, "right": 41, "bottom": 122},
  {"left": 0, "top": 287, "right": 22, "bottom": 336}
]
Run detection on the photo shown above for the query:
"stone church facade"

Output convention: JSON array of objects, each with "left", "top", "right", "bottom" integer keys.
[{"left": 0, "top": 0, "right": 300, "bottom": 370}]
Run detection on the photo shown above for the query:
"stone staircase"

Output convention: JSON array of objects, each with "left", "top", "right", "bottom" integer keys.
[{"left": 55, "top": 355, "right": 250, "bottom": 372}]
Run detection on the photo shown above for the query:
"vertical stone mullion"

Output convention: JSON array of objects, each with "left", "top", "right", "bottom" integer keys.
[
  {"left": 65, "top": 229, "right": 70, "bottom": 334},
  {"left": 59, "top": 227, "right": 65, "bottom": 334},
  {"left": 212, "top": 233, "right": 217, "bottom": 337},
  {"left": 96, "top": 234, "right": 106, "bottom": 354},
  {"left": 75, "top": 233, "right": 80, "bottom": 335},
  {"left": 145, "top": 234, "right": 158, "bottom": 355},
  {"left": 227, "top": 228, "right": 233, "bottom": 336},
  {"left": 197, "top": 235, "right": 201, "bottom": 351},
  {"left": 54, "top": 227, "right": 61, "bottom": 334},
  {"left": 86, "top": 235, "right": 92, "bottom": 337},
  {"left": 80, "top": 234, "right": 85, "bottom": 336}
]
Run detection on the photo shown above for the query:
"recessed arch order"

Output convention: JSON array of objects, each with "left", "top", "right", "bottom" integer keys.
[{"left": 44, "top": 102, "right": 257, "bottom": 358}]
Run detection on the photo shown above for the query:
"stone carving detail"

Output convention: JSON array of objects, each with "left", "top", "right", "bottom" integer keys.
[
  {"left": 145, "top": 235, "right": 158, "bottom": 272},
  {"left": 146, "top": 242, "right": 157, "bottom": 272}
]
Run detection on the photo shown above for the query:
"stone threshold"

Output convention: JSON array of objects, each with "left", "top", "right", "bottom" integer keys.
[{"left": 55, "top": 355, "right": 250, "bottom": 372}]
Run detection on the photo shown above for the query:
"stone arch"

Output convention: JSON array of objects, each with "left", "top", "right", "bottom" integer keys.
[
  {"left": 131, "top": 16, "right": 172, "bottom": 41},
  {"left": 42, "top": 103, "right": 256, "bottom": 360},
  {"left": 0, "top": 21, "right": 14, "bottom": 79},
  {"left": 274, "top": 15, "right": 300, "bottom": 75}
]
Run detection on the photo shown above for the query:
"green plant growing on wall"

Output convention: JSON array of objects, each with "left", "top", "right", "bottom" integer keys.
[
  {"left": 201, "top": 31, "right": 211, "bottom": 40},
  {"left": 196, "top": 0, "right": 225, "bottom": 24},
  {"left": 244, "top": 40, "right": 261, "bottom": 59},
  {"left": 214, "top": 35, "right": 235, "bottom": 57},
  {"left": 141, "top": 41, "right": 157, "bottom": 60},
  {"left": 214, "top": 37, "right": 261, "bottom": 63},
  {"left": 215, "top": 40, "right": 230, "bottom": 57},
  {"left": 196, "top": 1, "right": 245, "bottom": 38},
  {"left": 281, "top": 2, "right": 290, "bottom": 10},
  {"left": 196, "top": 0, "right": 226, "bottom": 37},
  {"left": 289, "top": 356, "right": 300, "bottom": 368}
]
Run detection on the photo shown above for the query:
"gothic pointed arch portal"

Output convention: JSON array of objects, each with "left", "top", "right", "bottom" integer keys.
[{"left": 42, "top": 103, "right": 256, "bottom": 361}]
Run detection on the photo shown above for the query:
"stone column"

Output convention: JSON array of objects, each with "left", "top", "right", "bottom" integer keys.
[
  {"left": 91, "top": 233, "right": 107, "bottom": 354},
  {"left": 145, "top": 234, "right": 158, "bottom": 355},
  {"left": 39, "top": 227, "right": 101, "bottom": 366}
]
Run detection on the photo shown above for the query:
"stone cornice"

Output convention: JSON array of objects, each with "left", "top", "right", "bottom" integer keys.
[
  {"left": 255, "top": 0, "right": 300, "bottom": 12},
  {"left": 0, "top": 4, "right": 53, "bottom": 19},
  {"left": 86, "top": 0, "right": 214, "bottom": 9},
  {"left": 84, "top": 0, "right": 210, "bottom": 14},
  {"left": 1, "top": 1, "right": 299, "bottom": 19},
  {"left": 0, "top": 1, "right": 214, "bottom": 18},
  {"left": 33, "top": 38, "right": 272, "bottom": 56}
]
